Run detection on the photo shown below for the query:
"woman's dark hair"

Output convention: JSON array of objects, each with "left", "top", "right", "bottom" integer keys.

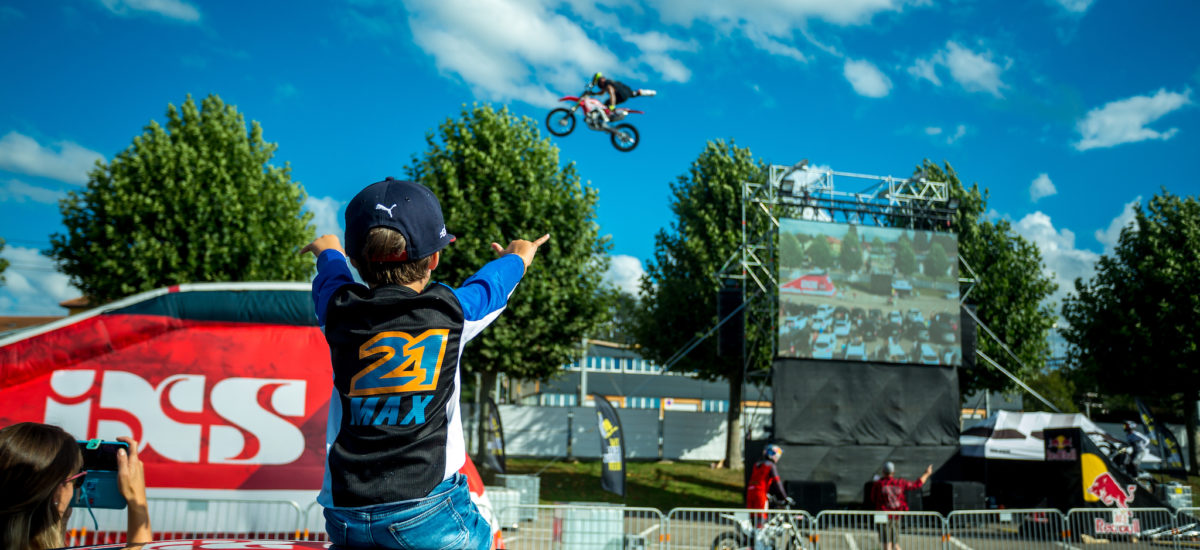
[{"left": 0, "top": 422, "right": 83, "bottom": 550}]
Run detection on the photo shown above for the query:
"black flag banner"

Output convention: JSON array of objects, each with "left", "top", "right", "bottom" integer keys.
[
  {"left": 485, "top": 397, "right": 506, "bottom": 474},
  {"left": 1136, "top": 398, "right": 1186, "bottom": 475},
  {"left": 591, "top": 393, "right": 626, "bottom": 497}
]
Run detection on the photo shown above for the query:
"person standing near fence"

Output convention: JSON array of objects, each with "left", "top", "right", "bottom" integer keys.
[{"left": 870, "top": 461, "right": 931, "bottom": 550}]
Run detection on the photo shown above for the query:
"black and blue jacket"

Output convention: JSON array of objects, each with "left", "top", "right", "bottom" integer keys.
[{"left": 311, "top": 249, "right": 524, "bottom": 508}]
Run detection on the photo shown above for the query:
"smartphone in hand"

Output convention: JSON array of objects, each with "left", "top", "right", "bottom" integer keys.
[{"left": 73, "top": 440, "right": 129, "bottom": 509}]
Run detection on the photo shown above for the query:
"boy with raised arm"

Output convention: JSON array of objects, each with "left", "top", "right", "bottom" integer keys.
[{"left": 302, "top": 177, "right": 548, "bottom": 550}]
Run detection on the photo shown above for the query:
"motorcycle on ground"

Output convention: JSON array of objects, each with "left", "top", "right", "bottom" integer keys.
[
  {"left": 710, "top": 504, "right": 812, "bottom": 550},
  {"left": 545, "top": 85, "right": 641, "bottom": 152}
]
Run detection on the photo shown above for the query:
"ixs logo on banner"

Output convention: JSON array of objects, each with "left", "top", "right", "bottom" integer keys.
[{"left": 45, "top": 369, "right": 307, "bottom": 465}]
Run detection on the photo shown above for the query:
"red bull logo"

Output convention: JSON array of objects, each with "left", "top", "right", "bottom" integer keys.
[
  {"left": 1088, "top": 472, "right": 1141, "bottom": 534},
  {"left": 1088, "top": 472, "right": 1136, "bottom": 509},
  {"left": 1046, "top": 434, "right": 1076, "bottom": 461}
]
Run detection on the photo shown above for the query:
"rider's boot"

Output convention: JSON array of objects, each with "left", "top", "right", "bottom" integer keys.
[{"left": 634, "top": 89, "right": 656, "bottom": 97}]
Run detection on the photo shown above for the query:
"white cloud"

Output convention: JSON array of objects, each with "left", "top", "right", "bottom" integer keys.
[
  {"left": 1029, "top": 173, "right": 1057, "bottom": 202},
  {"left": 909, "top": 41, "right": 1008, "bottom": 97},
  {"left": 98, "top": 0, "right": 200, "bottom": 22},
  {"left": 1074, "top": 88, "right": 1192, "bottom": 151},
  {"left": 0, "top": 179, "right": 65, "bottom": 204},
  {"left": 305, "top": 195, "right": 345, "bottom": 240},
  {"left": 924, "top": 126, "right": 943, "bottom": 135},
  {"left": 1051, "top": 0, "right": 1093, "bottom": 14},
  {"left": 0, "top": 246, "right": 78, "bottom": 315},
  {"left": 843, "top": 58, "right": 892, "bottom": 98},
  {"left": 945, "top": 124, "right": 967, "bottom": 144},
  {"left": 604, "top": 254, "right": 645, "bottom": 295},
  {"left": 1094, "top": 196, "right": 1141, "bottom": 251},
  {"left": 0, "top": 131, "right": 104, "bottom": 185},
  {"left": 907, "top": 57, "right": 941, "bottom": 86},
  {"left": 403, "top": 0, "right": 625, "bottom": 107},
  {"left": 1011, "top": 211, "right": 1100, "bottom": 307}
]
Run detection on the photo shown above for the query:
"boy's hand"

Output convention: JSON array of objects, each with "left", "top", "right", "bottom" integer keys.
[
  {"left": 491, "top": 234, "right": 550, "bottom": 270},
  {"left": 301, "top": 234, "right": 345, "bottom": 257}
]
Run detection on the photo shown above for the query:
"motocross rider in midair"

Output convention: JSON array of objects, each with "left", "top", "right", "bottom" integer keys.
[{"left": 591, "top": 72, "right": 655, "bottom": 122}]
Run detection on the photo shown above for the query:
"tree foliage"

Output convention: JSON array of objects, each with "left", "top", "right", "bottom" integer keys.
[
  {"left": 0, "top": 238, "right": 8, "bottom": 285},
  {"left": 634, "top": 139, "right": 768, "bottom": 468},
  {"left": 808, "top": 236, "right": 833, "bottom": 269},
  {"left": 47, "top": 94, "right": 314, "bottom": 302},
  {"left": 1061, "top": 190, "right": 1200, "bottom": 468},
  {"left": 839, "top": 225, "right": 863, "bottom": 272},
  {"left": 925, "top": 242, "right": 951, "bottom": 280},
  {"left": 405, "top": 104, "right": 610, "bottom": 434},
  {"left": 917, "top": 161, "right": 1058, "bottom": 396},
  {"left": 895, "top": 235, "right": 917, "bottom": 276}
]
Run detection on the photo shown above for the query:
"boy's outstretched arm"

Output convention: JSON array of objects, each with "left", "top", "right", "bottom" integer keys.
[
  {"left": 301, "top": 234, "right": 355, "bottom": 326},
  {"left": 490, "top": 233, "right": 551, "bottom": 271}
]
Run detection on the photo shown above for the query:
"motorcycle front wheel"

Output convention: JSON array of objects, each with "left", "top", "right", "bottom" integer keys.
[
  {"left": 611, "top": 122, "right": 639, "bottom": 152},
  {"left": 711, "top": 532, "right": 746, "bottom": 550},
  {"left": 546, "top": 108, "right": 576, "bottom": 137}
]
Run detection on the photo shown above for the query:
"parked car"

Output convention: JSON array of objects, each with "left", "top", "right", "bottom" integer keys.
[
  {"left": 916, "top": 343, "right": 940, "bottom": 365},
  {"left": 884, "top": 337, "right": 908, "bottom": 362},
  {"left": 843, "top": 339, "right": 868, "bottom": 361},
  {"left": 833, "top": 319, "right": 851, "bottom": 337},
  {"left": 816, "top": 304, "right": 835, "bottom": 319},
  {"left": 906, "top": 308, "right": 925, "bottom": 325},
  {"left": 812, "top": 333, "right": 837, "bottom": 359},
  {"left": 888, "top": 310, "right": 904, "bottom": 325},
  {"left": 930, "top": 312, "right": 958, "bottom": 344}
]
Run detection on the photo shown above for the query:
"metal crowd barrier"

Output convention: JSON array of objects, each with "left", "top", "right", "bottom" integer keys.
[
  {"left": 1066, "top": 507, "right": 1177, "bottom": 548},
  {"left": 494, "top": 504, "right": 665, "bottom": 550},
  {"left": 64, "top": 497, "right": 305, "bottom": 545},
  {"left": 946, "top": 508, "right": 1065, "bottom": 549},
  {"left": 62, "top": 498, "right": 1200, "bottom": 548},
  {"left": 664, "top": 507, "right": 816, "bottom": 550},
  {"left": 815, "top": 510, "right": 945, "bottom": 550}
]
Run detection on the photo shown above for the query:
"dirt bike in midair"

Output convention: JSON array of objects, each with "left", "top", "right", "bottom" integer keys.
[{"left": 544, "top": 82, "right": 652, "bottom": 152}]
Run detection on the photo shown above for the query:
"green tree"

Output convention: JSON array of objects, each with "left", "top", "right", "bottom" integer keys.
[
  {"left": 634, "top": 139, "right": 768, "bottom": 469},
  {"left": 808, "top": 236, "right": 834, "bottom": 270},
  {"left": 1061, "top": 190, "right": 1200, "bottom": 472},
  {"left": 0, "top": 237, "right": 8, "bottom": 285},
  {"left": 918, "top": 160, "right": 1058, "bottom": 396},
  {"left": 925, "top": 242, "right": 951, "bottom": 280},
  {"left": 405, "top": 104, "right": 610, "bottom": 466},
  {"left": 47, "top": 94, "right": 313, "bottom": 302},
  {"left": 780, "top": 232, "right": 804, "bottom": 267},
  {"left": 895, "top": 235, "right": 917, "bottom": 276},
  {"left": 839, "top": 225, "right": 863, "bottom": 272}
]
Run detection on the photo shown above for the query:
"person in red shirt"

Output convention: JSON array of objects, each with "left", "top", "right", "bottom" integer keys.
[
  {"left": 746, "top": 444, "right": 791, "bottom": 511},
  {"left": 870, "top": 461, "right": 932, "bottom": 550}
]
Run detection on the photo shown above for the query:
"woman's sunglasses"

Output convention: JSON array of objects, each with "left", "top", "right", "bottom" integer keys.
[{"left": 66, "top": 470, "right": 87, "bottom": 490}]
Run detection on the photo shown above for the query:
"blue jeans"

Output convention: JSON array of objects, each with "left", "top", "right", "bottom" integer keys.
[{"left": 324, "top": 473, "right": 492, "bottom": 550}]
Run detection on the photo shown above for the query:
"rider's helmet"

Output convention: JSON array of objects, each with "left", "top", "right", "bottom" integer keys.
[
  {"left": 591, "top": 72, "right": 606, "bottom": 87},
  {"left": 764, "top": 444, "right": 783, "bottom": 462},
  {"left": 1124, "top": 420, "right": 1137, "bottom": 431}
]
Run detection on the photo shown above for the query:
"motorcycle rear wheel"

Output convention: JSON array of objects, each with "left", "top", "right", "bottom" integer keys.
[
  {"left": 546, "top": 108, "right": 576, "bottom": 136},
  {"left": 611, "top": 122, "right": 639, "bottom": 152}
]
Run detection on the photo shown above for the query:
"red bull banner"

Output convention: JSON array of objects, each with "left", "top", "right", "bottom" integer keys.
[{"left": 0, "top": 284, "right": 330, "bottom": 494}]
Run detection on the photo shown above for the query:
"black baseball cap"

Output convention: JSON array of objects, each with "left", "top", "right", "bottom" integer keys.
[{"left": 344, "top": 177, "right": 455, "bottom": 262}]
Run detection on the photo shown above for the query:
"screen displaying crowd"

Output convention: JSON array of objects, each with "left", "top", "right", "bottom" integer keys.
[{"left": 777, "top": 218, "right": 962, "bottom": 366}]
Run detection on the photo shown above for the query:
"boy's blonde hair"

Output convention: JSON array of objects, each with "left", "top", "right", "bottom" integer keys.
[{"left": 356, "top": 227, "right": 433, "bottom": 286}]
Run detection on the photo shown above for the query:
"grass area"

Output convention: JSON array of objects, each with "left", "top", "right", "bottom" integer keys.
[{"left": 502, "top": 458, "right": 745, "bottom": 512}]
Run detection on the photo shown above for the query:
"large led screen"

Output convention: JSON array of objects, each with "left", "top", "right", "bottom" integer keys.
[{"left": 778, "top": 218, "right": 961, "bottom": 366}]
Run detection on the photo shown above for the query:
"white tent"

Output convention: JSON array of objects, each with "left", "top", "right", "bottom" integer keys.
[{"left": 960, "top": 411, "right": 1160, "bottom": 463}]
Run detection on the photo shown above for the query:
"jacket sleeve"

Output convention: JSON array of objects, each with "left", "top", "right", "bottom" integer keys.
[
  {"left": 451, "top": 254, "right": 526, "bottom": 343},
  {"left": 312, "top": 249, "right": 360, "bottom": 327}
]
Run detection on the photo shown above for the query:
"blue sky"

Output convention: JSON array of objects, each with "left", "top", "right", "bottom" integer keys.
[{"left": 1, "top": 0, "right": 1197, "bottom": 317}]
